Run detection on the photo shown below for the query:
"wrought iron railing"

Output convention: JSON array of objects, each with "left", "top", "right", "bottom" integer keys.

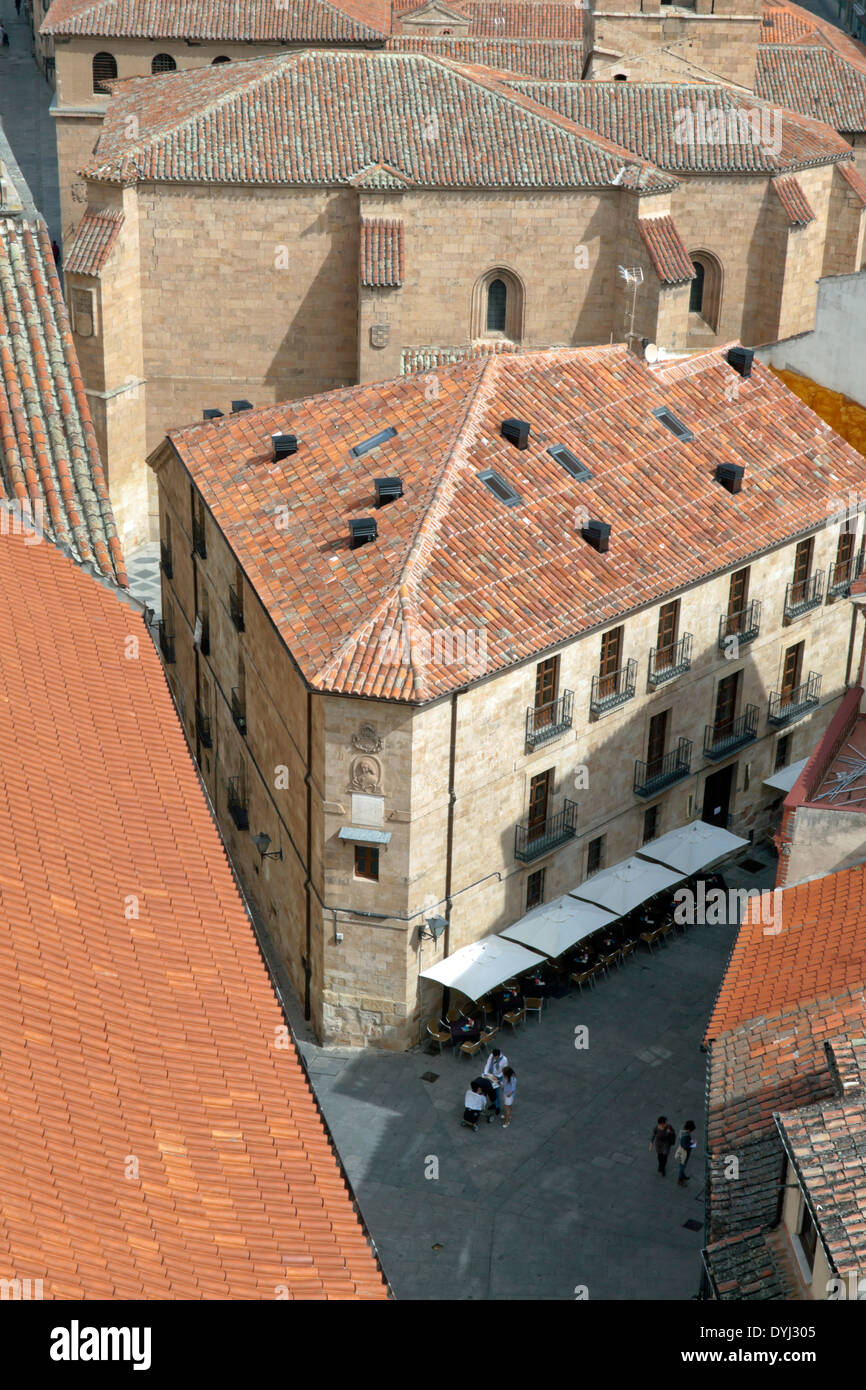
[
  {"left": 827, "top": 550, "right": 864, "bottom": 599},
  {"left": 195, "top": 704, "right": 212, "bottom": 748},
  {"left": 159, "top": 541, "right": 173, "bottom": 580},
  {"left": 231, "top": 687, "right": 247, "bottom": 735},
  {"left": 648, "top": 633, "right": 692, "bottom": 685},
  {"left": 514, "top": 799, "right": 578, "bottom": 863},
  {"left": 590, "top": 658, "right": 637, "bottom": 717},
  {"left": 229, "top": 584, "right": 245, "bottom": 632},
  {"left": 768, "top": 673, "right": 821, "bottom": 726},
  {"left": 227, "top": 776, "right": 249, "bottom": 830},
  {"left": 525, "top": 690, "right": 574, "bottom": 748},
  {"left": 192, "top": 515, "right": 207, "bottom": 559},
  {"left": 634, "top": 738, "right": 692, "bottom": 797},
  {"left": 703, "top": 704, "right": 759, "bottom": 760},
  {"left": 784, "top": 572, "right": 823, "bottom": 620},
  {"left": 718, "top": 599, "right": 761, "bottom": 650},
  {"left": 157, "top": 621, "right": 175, "bottom": 664}
]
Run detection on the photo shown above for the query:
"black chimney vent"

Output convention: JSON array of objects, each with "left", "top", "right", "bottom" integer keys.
[
  {"left": 716, "top": 463, "right": 745, "bottom": 494},
  {"left": 272, "top": 432, "right": 298, "bottom": 460},
  {"left": 203, "top": 408, "right": 224, "bottom": 420},
  {"left": 231, "top": 399, "right": 253, "bottom": 413},
  {"left": 375, "top": 477, "right": 403, "bottom": 507},
  {"left": 349, "top": 517, "right": 378, "bottom": 549},
  {"left": 726, "top": 347, "right": 754, "bottom": 379},
  {"left": 501, "top": 418, "right": 531, "bottom": 450},
  {"left": 583, "top": 520, "right": 611, "bottom": 553}
]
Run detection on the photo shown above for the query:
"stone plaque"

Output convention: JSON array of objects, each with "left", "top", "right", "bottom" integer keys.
[
  {"left": 352, "top": 793, "right": 384, "bottom": 826},
  {"left": 370, "top": 323, "right": 390, "bottom": 348}
]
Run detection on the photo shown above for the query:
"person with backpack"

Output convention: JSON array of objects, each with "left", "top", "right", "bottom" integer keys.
[
  {"left": 676, "top": 1120, "right": 697, "bottom": 1186},
  {"left": 649, "top": 1115, "right": 677, "bottom": 1175}
]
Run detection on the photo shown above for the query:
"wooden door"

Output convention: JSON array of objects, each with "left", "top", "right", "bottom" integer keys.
[
  {"left": 598, "top": 627, "right": 623, "bottom": 701},
  {"left": 528, "top": 770, "right": 552, "bottom": 835}
]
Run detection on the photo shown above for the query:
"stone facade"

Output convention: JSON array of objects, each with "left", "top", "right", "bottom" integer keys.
[{"left": 151, "top": 429, "right": 860, "bottom": 1048}]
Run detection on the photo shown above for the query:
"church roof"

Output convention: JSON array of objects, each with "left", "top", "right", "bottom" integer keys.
[
  {"left": 41, "top": 0, "right": 391, "bottom": 43},
  {"left": 756, "top": 43, "right": 866, "bottom": 133}
]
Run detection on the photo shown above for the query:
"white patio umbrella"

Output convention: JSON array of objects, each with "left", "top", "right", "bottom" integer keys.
[
  {"left": 501, "top": 895, "right": 618, "bottom": 959},
  {"left": 636, "top": 819, "right": 749, "bottom": 875},
  {"left": 763, "top": 758, "right": 808, "bottom": 795},
  {"left": 419, "top": 934, "right": 542, "bottom": 1002},
  {"left": 569, "top": 855, "right": 683, "bottom": 915}
]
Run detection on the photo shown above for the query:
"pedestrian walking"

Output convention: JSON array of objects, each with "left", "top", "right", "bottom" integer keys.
[
  {"left": 676, "top": 1120, "right": 697, "bottom": 1186},
  {"left": 649, "top": 1115, "right": 677, "bottom": 1176},
  {"left": 16, "top": 0, "right": 22, "bottom": 15},
  {"left": 51, "top": 240, "right": 61, "bottom": 265},
  {"left": 1, "top": 23, "right": 9, "bottom": 47},
  {"left": 500, "top": 1066, "right": 517, "bottom": 1128}
]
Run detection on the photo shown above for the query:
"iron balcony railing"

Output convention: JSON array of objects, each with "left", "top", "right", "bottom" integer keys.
[
  {"left": 159, "top": 541, "right": 173, "bottom": 580},
  {"left": 231, "top": 687, "right": 247, "bottom": 736},
  {"left": 195, "top": 703, "right": 212, "bottom": 748},
  {"left": 192, "top": 515, "right": 207, "bottom": 559},
  {"left": 784, "top": 572, "right": 823, "bottom": 620},
  {"left": 718, "top": 599, "right": 761, "bottom": 650},
  {"left": 828, "top": 551, "right": 864, "bottom": 599},
  {"left": 648, "top": 633, "right": 692, "bottom": 686},
  {"left": 229, "top": 584, "right": 245, "bottom": 632},
  {"left": 768, "top": 672, "right": 822, "bottom": 726},
  {"left": 590, "top": 657, "right": 638, "bottom": 717},
  {"left": 157, "top": 621, "right": 175, "bottom": 664},
  {"left": 227, "top": 776, "right": 249, "bottom": 831},
  {"left": 514, "top": 798, "right": 578, "bottom": 863},
  {"left": 525, "top": 690, "right": 574, "bottom": 748},
  {"left": 634, "top": 737, "right": 693, "bottom": 798},
  {"left": 704, "top": 704, "right": 759, "bottom": 760}
]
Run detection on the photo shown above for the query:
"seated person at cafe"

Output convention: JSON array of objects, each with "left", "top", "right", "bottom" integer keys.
[{"left": 462, "top": 1083, "right": 487, "bottom": 1129}]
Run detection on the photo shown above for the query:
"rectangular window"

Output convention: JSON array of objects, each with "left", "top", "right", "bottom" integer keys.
[
  {"left": 526, "top": 868, "right": 545, "bottom": 911},
  {"left": 715, "top": 671, "right": 741, "bottom": 733},
  {"left": 586, "top": 835, "right": 605, "bottom": 876},
  {"left": 781, "top": 642, "right": 804, "bottom": 697},
  {"left": 643, "top": 806, "right": 660, "bottom": 844},
  {"left": 656, "top": 600, "right": 679, "bottom": 670},
  {"left": 836, "top": 529, "right": 854, "bottom": 569},
  {"left": 527, "top": 770, "right": 552, "bottom": 833},
  {"left": 598, "top": 626, "right": 623, "bottom": 701},
  {"left": 798, "top": 1201, "right": 818, "bottom": 1271},
  {"left": 652, "top": 406, "right": 694, "bottom": 442},
  {"left": 791, "top": 538, "right": 813, "bottom": 603},
  {"left": 354, "top": 844, "right": 380, "bottom": 881},
  {"left": 774, "top": 734, "right": 791, "bottom": 773},
  {"left": 728, "top": 567, "right": 750, "bottom": 619},
  {"left": 646, "top": 709, "right": 669, "bottom": 778},
  {"left": 534, "top": 655, "right": 559, "bottom": 719}
]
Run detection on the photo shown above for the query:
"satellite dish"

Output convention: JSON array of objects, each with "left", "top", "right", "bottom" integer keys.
[{"left": 644, "top": 342, "right": 660, "bottom": 363}]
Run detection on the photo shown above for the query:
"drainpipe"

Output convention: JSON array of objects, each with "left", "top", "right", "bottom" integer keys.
[{"left": 440, "top": 691, "right": 459, "bottom": 1016}]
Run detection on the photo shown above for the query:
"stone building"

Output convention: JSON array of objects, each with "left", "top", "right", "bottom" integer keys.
[
  {"left": 149, "top": 342, "right": 866, "bottom": 1048},
  {"left": 63, "top": 47, "right": 864, "bottom": 550}
]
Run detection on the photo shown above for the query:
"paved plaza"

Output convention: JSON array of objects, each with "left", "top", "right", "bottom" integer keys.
[
  {"left": 295, "top": 849, "right": 777, "bottom": 1301},
  {"left": 0, "top": 10, "right": 60, "bottom": 243}
]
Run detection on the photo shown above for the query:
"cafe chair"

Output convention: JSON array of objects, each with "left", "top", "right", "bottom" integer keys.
[
  {"left": 446, "top": 1008, "right": 462, "bottom": 1023},
  {"left": 459, "top": 1039, "right": 483, "bottom": 1061},
  {"left": 640, "top": 928, "right": 663, "bottom": 953},
  {"left": 659, "top": 920, "right": 675, "bottom": 944},
  {"left": 503, "top": 1007, "right": 525, "bottom": 1029},
  {"left": 480, "top": 1024, "right": 498, "bottom": 1049},
  {"left": 478, "top": 995, "right": 495, "bottom": 1026},
  {"left": 570, "top": 968, "right": 595, "bottom": 994},
  {"left": 619, "top": 941, "right": 637, "bottom": 964},
  {"left": 601, "top": 950, "right": 621, "bottom": 973},
  {"left": 524, "top": 997, "right": 544, "bottom": 1024},
  {"left": 427, "top": 1020, "right": 450, "bottom": 1053}
]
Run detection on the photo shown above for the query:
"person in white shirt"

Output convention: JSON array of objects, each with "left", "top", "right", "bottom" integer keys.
[
  {"left": 482, "top": 1048, "right": 508, "bottom": 1114},
  {"left": 501, "top": 1067, "right": 517, "bottom": 1128},
  {"left": 462, "top": 1084, "right": 486, "bottom": 1131}
]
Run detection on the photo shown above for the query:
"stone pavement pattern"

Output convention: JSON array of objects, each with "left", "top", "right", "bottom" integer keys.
[
  {"left": 0, "top": 9, "right": 60, "bottom": 242},
  {"left": 298, "top": 852, "right": 777, "bottom": 1300}
]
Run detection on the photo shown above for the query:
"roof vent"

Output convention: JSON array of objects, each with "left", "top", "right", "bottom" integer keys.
[
  {"left": 349, "top": 517, "right": 378, "bottom": 549},
  {"left": 716, "top": 463, "right": 745, "bottom": 494},
  {"left": 583, "top": 520, "right": 611, "bottom": 553},
  {"left": 726, "top": 347, "right": 754, "bottom": 379},
  {"left": 351, "top": 426, "right": 397, "bottom": 458},
  {"left": 501, "top": 418, "right": 531, "bottom": 450},
  {"left": 203, "top": 408, "right": 224, "bottom": 420},
  {"left": 231, "top": 399, "right": 253, "bottom": 413},
  {"left": 272, "top": 432, "right": 298, "bottom": 460},
  {"left": 375, "top": 476, "right": 403, "bottom": 507}
]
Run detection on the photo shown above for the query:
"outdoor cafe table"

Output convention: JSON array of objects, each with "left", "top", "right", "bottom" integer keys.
[{"left": 449, "top": 1017, "right": 481, "bottom": 1046}]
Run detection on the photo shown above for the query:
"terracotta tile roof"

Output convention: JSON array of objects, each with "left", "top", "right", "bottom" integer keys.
[
  {"left": 509, "top": 79, "right": 855, "bottom": 173},
  {"left": 64, "top": 206, "right": 124, "bottom": 276},
  {"left": 839, "top": 159, "right": 866, "bottom": 204},
  {"left": 756, "top": 45, "right": 866, "bottom": 133},
  {"left": 400, "top": 340, "right": 526, "bottom": 372},
  {"left": 0, "top": 530, "right": 388, "bottom": 1300},
  {"left": 0, "top": 213, "right": 126, "bottom": 584},
  {"left": 83, "top": 50, "right": 671, "bottom": 191},
  {"left": 385, "top": 34, "right": 587, "bottom": 79},
  {"left": 360, "top": 218, "right": 404, "bottom": 286},
  {"left": 42, "top": 0, "right": 391, "bottom": 42},
  {"left": 776, "top": 1084, "right": 866, "bottom": 1278},
  {"left": 706, "top": 865, "right": 866, "bottom": 1043},
  {"left": 637, "top": 214, "right": 694, "bottom": 284},
  {"left": 395, "top": 0, "right": 584, "bottom": 36},
  {"left": 164, "top": 345, "right": 866, "bottom": 702},
  {"left": 826, "top": 1035, "right": 866, "bottom": 1095},
  {"left": 771, "top": 171, "right": 816, "bottom": 224},
  {"left": 760, "top": 6, "right": 815, "bottom": 44},
  {"left": 703, "top": 1229, "right": 787, "bottom": 1300}
]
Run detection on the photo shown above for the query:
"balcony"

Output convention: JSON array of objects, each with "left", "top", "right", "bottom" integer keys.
[
  {"left": 192, "top": 515, "right": 207, "bottom": 560},
  {"left": 231, "top": 687, "right": 247, "bottom": 736},
  {"left": 703, "top": 704, "right": 759, "bottom": 760},
  {"left": 768, "top": 672, "right": 821, "bottom": 727},
  {"left": 525, "top": 690, "right": 574, "bottom": 749},
  {"left": 648, "top": 634, "right": 692, "bottom": 686},
  {"left": 590, "top": 658, "right": 638, "bottom": 718},
  {"left": 514, "top": 798, "right": 578, "bottom": 863},
  {"left": 195, "top": 703, "right": 212, "bottom": 748},
  {"left": 827, "top": 552, "right": 863, "bottom": 600},
  {"left": 229, "top": 584, "right": 245, "bottom": 632},
  {"left": 227, "top": 776, "right": 249, "bottom": 831},
  {"left": 784, "top": 573, "right": 824, "bottom": 621},
  {"left": 157, "top": 621, "right": 175, "bottom": 664},
  {"left": 159, "top": 541, "right": 173, "bottom": 580},
  {"left": 634, "top": 738, "right": 692, "bottom": 798},
  {"left": 718, "top": 599, "right": 761, "bottom": 651}
]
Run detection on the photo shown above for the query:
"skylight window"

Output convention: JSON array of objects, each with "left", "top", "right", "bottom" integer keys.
[
  {"left": 652, "top": 407, "right": 694, "bottom": 442},
  {"left": 477, "top": 469, "right": 522, "bottom": 507},
  {"left": 351, "top": 426, "right": 397, "bottom": 458},
  {"left": 547, "top": 444, "right": 592, "bottom": 481}
]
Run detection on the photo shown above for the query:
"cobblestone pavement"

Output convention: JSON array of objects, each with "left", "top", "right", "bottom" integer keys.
[
  {"left": 293, "top": 847, "right": 777, "bottom": 1300},
  {"left": 0, "top": 9, "right": 60, "bottom": 241}
]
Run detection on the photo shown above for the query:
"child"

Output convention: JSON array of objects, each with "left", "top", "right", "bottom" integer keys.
[{"left": 501, "top": 1067, "right": 517, "bottom": 1128}]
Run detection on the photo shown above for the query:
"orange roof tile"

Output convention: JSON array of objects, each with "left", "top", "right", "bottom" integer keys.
[
  {"left": 771, "top": 172, "right": 815, "bottom": 225},
  {"left": 360, "top": 218, "right": 404, "bottom": 287},
  {"left": 0, "top": 533, "right": 387, "bottom": 1300},
  {"left": 64, "top": 207, "right": 124, "bottom": 277},
  {"left": 637, "top": 214, "right": 694, "bottom": 284}
]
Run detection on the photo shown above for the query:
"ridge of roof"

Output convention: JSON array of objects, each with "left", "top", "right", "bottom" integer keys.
[{"left": 42, "top": 0, "right": 391, "bottom": 41}]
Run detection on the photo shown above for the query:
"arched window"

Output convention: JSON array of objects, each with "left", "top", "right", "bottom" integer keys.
[
  {"left": 614, "top": 73, "right": 628, "bottom": 81},
  {"left": 152, "top": 53, "right": 176, "bottom": 74},
  {"left": 92, "top": 52, "right": 117, "bottom": 94},
  {"left": 688, "top": 252, "right": 723, "bottom": 331},
  {"left": 211, "top": 56, "right": 231, "bottom": 65},
  {"left": 487, "top": 278, "right": 507, "bottom": 333}
]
